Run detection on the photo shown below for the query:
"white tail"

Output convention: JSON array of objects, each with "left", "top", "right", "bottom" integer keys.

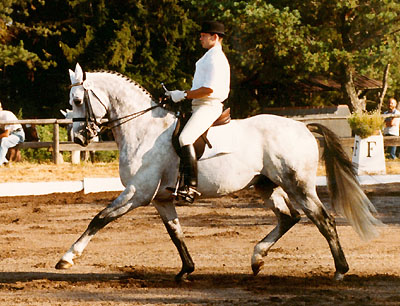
[{"left": 307, "top": 123, "right": 383, "bottom": 240}]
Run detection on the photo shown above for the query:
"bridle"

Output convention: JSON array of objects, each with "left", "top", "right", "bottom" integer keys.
[{"left": 69, "top": 77, "right": 165, "bottom": 138}]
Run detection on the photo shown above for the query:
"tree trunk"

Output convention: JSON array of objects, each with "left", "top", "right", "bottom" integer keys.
[
  {"left": 342, "top": 66, "right": 365, "bottom": 112},
  {"left": 378, "top": 63, "right": 390, "bottom": 112}
]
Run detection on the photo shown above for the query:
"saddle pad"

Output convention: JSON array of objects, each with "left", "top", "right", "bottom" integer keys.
[{"left": 200, "top": 121, "right": 238, "bottom": 160}]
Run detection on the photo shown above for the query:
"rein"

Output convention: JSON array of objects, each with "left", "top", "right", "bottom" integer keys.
[
  {"left": 70, "top": 82, "right": 164, "bottom": 134},
  {"left": 102, "top": 103, "right": 162, "bottom": 130}
]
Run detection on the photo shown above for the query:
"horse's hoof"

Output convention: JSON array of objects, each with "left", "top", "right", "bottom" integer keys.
[
  {"left": 55, "top": 259, "right": 73, "bottom": 270},
  {"left": 175, "top": 266, "right": 195, "bottom": 283},
  {"left": 175, "top": 273, "right": 192, "bottom": 283},
  {"left": 251, "top": 260, "right": 264, "bottom": 276},
  {"left": 333, "top": 271, "right": 345, "bottom": 281}
]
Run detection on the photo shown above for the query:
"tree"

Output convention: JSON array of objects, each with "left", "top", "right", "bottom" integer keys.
[
  {"left": 222, "top": 0, "right": 400, "bottom": 113},
  {"left": 1, "top": 0, "right": 198, "bottom": 117},
  {"left": 2, "top": 0, "right": 400, "bottom": 118},
  {"left": 59, "top": 0, "right": 197, "bottom": 93},
  {"left": 0, "top": 0, "right": 69, "bottom": 116},
  {"left": 1, "top": 1, "right": 49, "bottom": 69}
]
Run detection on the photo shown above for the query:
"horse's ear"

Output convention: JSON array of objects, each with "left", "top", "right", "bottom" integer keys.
[
  {"left": 74, "top": 63, "right": 84, "bottom": 82},
  {"left": 60, "top": 109, "right": 67, "bottom": 117},
  {"left": 69, "top": 69, "right": 76, "bottom": 84}
]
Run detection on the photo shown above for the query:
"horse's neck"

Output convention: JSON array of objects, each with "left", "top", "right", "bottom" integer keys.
[
  {"left": 90, "top": 72, "right": 154, "bottom": 113},
  {"left": 91, "top": 73, "right": 175, "bottom": 148}
]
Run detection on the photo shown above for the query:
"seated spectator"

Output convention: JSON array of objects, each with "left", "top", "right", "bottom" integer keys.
[
  {"left": 383, "top": 97, "right": 400, "bottom": 159},
  {"left": 0, "top": 102, "right": 25, "bottom": 165}
]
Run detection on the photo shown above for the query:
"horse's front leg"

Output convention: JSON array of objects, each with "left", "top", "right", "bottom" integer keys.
[
  {"left": 153, "top": 200, "right": 194, "bottom": 281},
  {"left": 56, "top": 185, "right": 140, "bottom": 269}
]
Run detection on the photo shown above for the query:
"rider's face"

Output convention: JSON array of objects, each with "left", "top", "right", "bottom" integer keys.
[{"left": 200, "top": 33, "right": 218, "bottom": 49}]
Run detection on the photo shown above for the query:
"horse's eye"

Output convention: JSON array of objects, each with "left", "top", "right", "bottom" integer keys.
[{"left": 73, "top": 98, "right": 83, "bottom": 106}]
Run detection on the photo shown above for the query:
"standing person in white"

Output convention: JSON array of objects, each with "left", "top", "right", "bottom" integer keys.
[
  {"left": 166, "top": 20, "right": 230, "bottom": 203},
  {"left": 0, "top": 102, "right": 25, "bottom": 165},
  {"left": 383, "top": 97, "right": 400, "bottom": 159}
]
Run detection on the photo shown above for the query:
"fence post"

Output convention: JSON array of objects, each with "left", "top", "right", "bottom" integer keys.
[{"left": 53, "top": 122, "right": 60, "bottom": 164}]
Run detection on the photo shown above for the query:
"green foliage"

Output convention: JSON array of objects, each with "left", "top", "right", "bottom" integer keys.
[
  {"left": 1, "top": 0, "right": 400, "bottom": 118},
  {"left": 21, "top": 148, "right": 50, "bottom": 163},
  {"left": 348, "top": 110, "right": 385, "bottom": 138},
  {"left": 58, "top": 0, "right": 196, "bottom": 93},
  {"left": 94, "top": 150, "right": 119, "bottom": 163}
]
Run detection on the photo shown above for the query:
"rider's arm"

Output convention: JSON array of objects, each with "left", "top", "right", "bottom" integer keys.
[{"left": 185, "top": 87, "right": 213, "bottom": 100}]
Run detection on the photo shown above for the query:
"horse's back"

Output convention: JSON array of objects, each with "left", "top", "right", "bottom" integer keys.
[
  {"left": 233, "top": 114, "right": 318, "bottom": 156},
  {"left": 197, "top": 114, "right": 319, "bottom": 196}
]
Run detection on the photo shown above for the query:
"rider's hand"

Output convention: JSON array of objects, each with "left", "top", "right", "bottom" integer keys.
[{"left": 166, "top": 90, "right": 187, "bottom": 103}]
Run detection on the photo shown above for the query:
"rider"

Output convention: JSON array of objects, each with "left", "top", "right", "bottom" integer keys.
[{"left": 166, "top": 20, "right": 230, "bottom": 203}]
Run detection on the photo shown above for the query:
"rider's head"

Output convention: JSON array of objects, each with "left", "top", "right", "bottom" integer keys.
[{"left": 199, "top": 21, "right": 225, "bottom": 50}]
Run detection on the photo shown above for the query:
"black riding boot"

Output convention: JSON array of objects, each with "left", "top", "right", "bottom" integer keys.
[{"left": 177, "top": 144, "right": 200, "bottom": 203}]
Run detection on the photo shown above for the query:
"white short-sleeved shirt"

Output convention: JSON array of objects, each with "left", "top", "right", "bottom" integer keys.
[
  {"left": 191, "top": 44, "right": 230, "bottom": 105},
  {"left": 384, "top": 109, "right": 400, "bottom": 136},
  {"left": 0, "top": 110, "right": 22, "bottom": 132}
]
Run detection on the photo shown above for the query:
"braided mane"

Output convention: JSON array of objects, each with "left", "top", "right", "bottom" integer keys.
[{"left": 91, "top": 70, "right": 153, "bottom": 98}]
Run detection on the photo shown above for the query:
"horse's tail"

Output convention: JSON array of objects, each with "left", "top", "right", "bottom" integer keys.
[{"left": 307, "top": 123, "right": 383, "bottom": 240}]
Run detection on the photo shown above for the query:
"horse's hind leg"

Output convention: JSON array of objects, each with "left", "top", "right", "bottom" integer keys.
[
  {"left": 153, "top": 200, "right": 195, "bottom": 282},
  {"left": 251, "top": 180, "right": 301, "bottom": 276},
  {"left": 290, "top": 189, "right": 349, "bottom": 280}
]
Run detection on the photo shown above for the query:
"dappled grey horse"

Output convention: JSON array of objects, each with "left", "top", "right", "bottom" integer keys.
[{"left": 56, "top": 63, "right": 382, "bottom": 281}]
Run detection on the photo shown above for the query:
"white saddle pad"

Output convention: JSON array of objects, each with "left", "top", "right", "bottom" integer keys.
[{"left": 200, "top": 121, "right": 238, "bottom": 160}]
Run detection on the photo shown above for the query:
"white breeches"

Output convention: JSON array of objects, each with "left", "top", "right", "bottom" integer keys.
[{"left": 179, "top": 103, "right": 223, "bottom": 146}]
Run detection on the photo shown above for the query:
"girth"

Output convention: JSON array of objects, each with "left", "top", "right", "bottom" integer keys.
[{"left": 172, "top": 108, "right": 231, "bottom": 160}]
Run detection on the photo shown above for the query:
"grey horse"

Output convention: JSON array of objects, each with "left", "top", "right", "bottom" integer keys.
[{"left": 56, "top": 63, "right": 382, "bottom": 281}]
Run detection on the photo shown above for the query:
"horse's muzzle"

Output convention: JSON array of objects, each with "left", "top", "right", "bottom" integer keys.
[{"left": 73, "top": 133, "right": 89, "bottom": 147}]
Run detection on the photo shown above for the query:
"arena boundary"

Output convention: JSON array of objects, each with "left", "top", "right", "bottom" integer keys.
[{"left": 0, "top": 175, "right": 399, "bottom": 197}]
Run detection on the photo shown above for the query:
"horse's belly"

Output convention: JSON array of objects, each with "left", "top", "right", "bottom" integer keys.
[{"left": 197, "top": 153, "right": 261, "bottom": 197}]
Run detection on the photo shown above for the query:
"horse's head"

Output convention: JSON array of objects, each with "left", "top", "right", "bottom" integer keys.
[{"left": 69, "top": 63, "right": 109, "bottom": 146}]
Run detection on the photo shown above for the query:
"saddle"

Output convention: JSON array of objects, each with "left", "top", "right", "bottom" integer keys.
[{"left": 172, "top": 108, "right": 231, "bottom": 160}]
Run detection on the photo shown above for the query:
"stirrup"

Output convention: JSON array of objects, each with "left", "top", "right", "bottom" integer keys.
[{"left": 176, "top": 186, "right": 201, "bottom": 204}]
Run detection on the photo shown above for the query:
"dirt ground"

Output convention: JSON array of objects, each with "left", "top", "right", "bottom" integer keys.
[{"left": 0, "top": 187, "right": 399, "bottom": 305}]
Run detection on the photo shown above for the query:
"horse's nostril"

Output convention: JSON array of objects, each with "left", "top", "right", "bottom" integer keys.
[{"left": 73, "top": 98, "right": 83, "bottom": 106}]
